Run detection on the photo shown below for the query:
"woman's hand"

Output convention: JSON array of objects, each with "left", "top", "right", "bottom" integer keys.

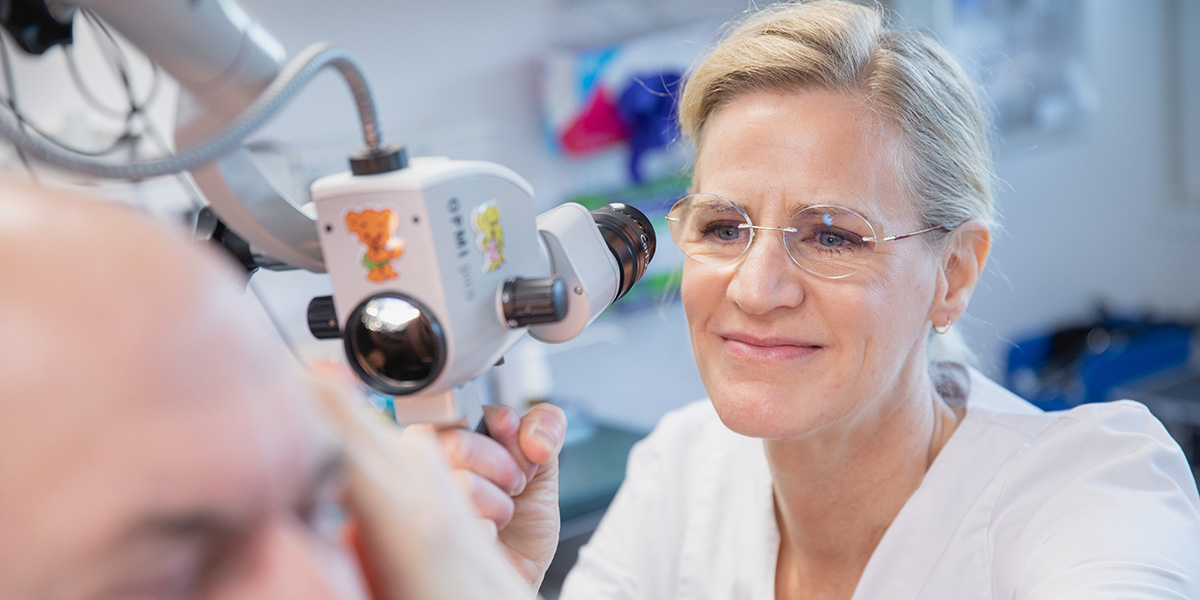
[
  {"left": 436, "top": 403, "right": 568, "bottom": 591},
  {"left": 312, "top": 375, "right": 530, "bottom": 600}
]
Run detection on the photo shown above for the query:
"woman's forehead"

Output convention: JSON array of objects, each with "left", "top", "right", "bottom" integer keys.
[{"left": 691, "top": 90, "right": 917, "bottom": 228}]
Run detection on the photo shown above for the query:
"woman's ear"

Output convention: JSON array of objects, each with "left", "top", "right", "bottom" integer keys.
[{"left": 929, "top": 220, "right": 991, "bottom": 327}]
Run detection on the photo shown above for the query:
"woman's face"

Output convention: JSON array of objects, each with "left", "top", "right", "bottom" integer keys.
[{"left": 683, "top": 89, "right": 943, "bottom": 440}]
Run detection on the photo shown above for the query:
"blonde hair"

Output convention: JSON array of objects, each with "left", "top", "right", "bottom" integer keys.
[
  {"left": 679, "top": 0, "right": 996, "bottom": 232},
  {"left": 678, "top": 0, "right": 995, "bottom": 365}
]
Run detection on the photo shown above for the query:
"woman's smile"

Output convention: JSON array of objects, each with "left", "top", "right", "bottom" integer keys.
[{"left": 719, "top": 331, "right": 823, "bottom": 362}]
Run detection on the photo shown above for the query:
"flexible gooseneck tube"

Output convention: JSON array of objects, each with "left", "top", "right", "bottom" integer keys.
[{"left": 0, "top": 42, "right": 383, "bottom": 179}]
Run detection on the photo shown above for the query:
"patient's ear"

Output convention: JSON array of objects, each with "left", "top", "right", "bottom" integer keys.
[{"left": 928, "top": 219, "right": 991, "bottom": 327}]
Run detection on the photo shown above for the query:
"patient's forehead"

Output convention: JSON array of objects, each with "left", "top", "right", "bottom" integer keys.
[
  {"left": 0, "top": 182, "right": 336, "bottom": 595},
  {"left": 0, "top": 182, "right": 285, "bottom": 403},
  {"left": 0, "top": 178, "right": 311, "bottom": 473}
]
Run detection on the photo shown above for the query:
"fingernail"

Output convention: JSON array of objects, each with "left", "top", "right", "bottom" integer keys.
[
  {"left": 510, "top": 471, "right": 527, "bottom": 496},
  {"left": 531, "top": 424, "right": 563, "bottom": 455}
]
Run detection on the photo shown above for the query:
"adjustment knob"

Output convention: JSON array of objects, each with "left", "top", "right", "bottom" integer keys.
[
  {"left": 502, "top": 277, "right": 567, "bottom": 329},
  {"left": 307, "top": 295, "right": 340, "bottom": 340}
]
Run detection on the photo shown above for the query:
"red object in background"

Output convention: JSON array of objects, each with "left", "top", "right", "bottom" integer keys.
[{"left": 560, "top": 86, "right": 630, "bottom": 155}]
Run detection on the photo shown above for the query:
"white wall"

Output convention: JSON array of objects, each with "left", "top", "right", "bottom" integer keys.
[
  {"left": 6, "top": 0, "right": 1197, "bottom": 431},
  {"left": 965, "top": 1, "right": 1200, "bottom": 377}
]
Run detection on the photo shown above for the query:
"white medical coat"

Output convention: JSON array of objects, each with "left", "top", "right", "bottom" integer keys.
[{"left": 560, "top": 369, "right": 1200, "bottom": 599}]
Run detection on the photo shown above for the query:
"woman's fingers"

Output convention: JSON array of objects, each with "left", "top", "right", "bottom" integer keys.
[
  {"left": 452, "top": 470, "right": 517, "bottom": 529},
  {"left": 438, "top": 426, "right": 528, "bottom": 496},
  {"left": 481, "top": 405, "right": 539, "bottom": 484},
  {"left": 436, "top": 404, "right": 567, "bottom": 533},
  {"left": 519, "top": 403, "right": 568, "bottom": 466}
]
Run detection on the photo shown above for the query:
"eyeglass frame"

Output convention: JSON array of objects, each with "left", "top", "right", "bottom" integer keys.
[{"left": 664, "top": 194, "right": 952, "bottom": 279}]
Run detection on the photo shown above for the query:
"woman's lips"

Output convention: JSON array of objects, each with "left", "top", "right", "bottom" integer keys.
[{"left": 721, "top": 333, "right": 822, "bottom": 361}]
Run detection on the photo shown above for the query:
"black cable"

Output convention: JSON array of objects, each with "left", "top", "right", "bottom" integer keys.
[
  {"left": 74, "top": 10, "right": 201, "bottom": 204},
  {"left": 0, "top": 29, "right": 37, "bottom": 181},
  {"left": 81, "top": 10, "right": 134, "bottom": 100},
  {"left": 64, "top": 44, "right": 129, "bottom": 118},
  {"left": 0, "top": 16, "right": 141, "bottom": 158},
  {"left": 77, "top": 9, "right": 144, "bottom": 121},
  {"left": 84, "top": 9, "right": 157, "bottom": 115}
]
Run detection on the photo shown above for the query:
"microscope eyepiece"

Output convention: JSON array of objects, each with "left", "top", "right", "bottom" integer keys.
[{"left": 591, "top": 203, "right": 656, "bottom": 302}]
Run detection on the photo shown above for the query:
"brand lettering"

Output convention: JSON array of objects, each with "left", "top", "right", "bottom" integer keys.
[
  {"left": 447, "top": 198, "right": 469, "bottom": 259},
  {"left": 448, "top": 197, "right": 476, "bottom": 301}
]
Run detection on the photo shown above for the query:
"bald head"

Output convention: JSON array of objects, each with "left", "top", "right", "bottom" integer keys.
[
  {"left": 0, "top": 180, "right": 284, "bottom": 405},
  {"left": 0, "top": 180, "right": 365, "bottom": 599}
]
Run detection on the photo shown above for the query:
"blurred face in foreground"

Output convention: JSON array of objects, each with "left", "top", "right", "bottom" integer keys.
[{"left": 0, "top": 188, "right": 367, "bottom": 600}]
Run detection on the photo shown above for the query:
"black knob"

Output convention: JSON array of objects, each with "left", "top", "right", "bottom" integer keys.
[
  {"left": 307, "top": 295, "right": 340, "bottom": 340},
  {"left": 192, "top": 206, "right": 259, "bottom": 283},
  {"left": 502, "top": 277, "right": 567, "bottom": 329},
  {"left": 348, "top": 143, "right": 408, "bottom": 175}
]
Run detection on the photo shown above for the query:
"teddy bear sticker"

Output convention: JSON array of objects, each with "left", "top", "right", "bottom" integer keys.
[{"left": 345, "top": 208, "right": 405, "bottom": 282}]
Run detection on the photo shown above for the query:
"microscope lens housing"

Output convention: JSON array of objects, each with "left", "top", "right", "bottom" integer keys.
[
  {"left": 310, "top": 157, "right": 656, "bottom": 425},
  {"left": 344, "top": 293, "right": 445, "bottom": 395}
]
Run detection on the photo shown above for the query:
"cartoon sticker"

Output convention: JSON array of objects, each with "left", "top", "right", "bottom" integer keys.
[
  {"left": 345, "top": 208, "right": 405, "bottom": 282},
  {"left": 472, "top": 201, "right": 505, "bottom": 273}
]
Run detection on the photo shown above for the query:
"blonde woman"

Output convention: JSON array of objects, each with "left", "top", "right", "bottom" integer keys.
[{"left": 439, "top": 2, "right": 1200, "bottom": 598}]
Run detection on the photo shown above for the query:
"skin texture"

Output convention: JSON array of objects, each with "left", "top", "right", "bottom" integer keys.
[
  {"left": 687, "top": 89, "right": 990, "bottom": 599},
  {"left": 0, "top": 181, "right": 529, "bottom": 600}
]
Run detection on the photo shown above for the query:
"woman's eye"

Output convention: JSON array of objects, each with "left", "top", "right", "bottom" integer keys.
[
  {"left": 819, "top": 231, "right": 849, "bottom": 247},
  {"left": 811, "top": 227, "right": 863, "bottom": 249},
  {"left": 700, "top": 220, "right": 745, "bottom": 242}
]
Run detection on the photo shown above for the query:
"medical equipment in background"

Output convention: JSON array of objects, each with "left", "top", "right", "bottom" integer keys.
[{"left": 0, "top": 0, "right": 656, "bottom": 427}]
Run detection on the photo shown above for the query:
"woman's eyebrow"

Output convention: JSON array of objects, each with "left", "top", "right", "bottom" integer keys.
[
  {"left": 694, "top": 197, "right": 741, "bottom": 213},
  {"left": 787, "top": 201, "right": 880, "bottom": 225}
]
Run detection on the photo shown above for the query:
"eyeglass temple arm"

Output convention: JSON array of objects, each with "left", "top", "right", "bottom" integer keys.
[{"left": 863, "top": 225, "right": 949, "bottom": 243}]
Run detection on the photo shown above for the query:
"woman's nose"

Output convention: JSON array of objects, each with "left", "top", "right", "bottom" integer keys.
[{"left": 725, "top": 230, "right": 806, "bottom": 315}]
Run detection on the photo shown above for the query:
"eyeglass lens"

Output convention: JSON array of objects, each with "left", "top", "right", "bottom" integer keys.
[{"left": 666, "top": 194, "right": 878, "bottom": 278}]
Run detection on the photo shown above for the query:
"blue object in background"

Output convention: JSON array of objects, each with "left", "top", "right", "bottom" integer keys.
[
  {"left": 1005, "top": 317, "right": 1194, "bottom": 411},
  {"left": 618, "top": 70, "right": 684, "bottom": 184}
]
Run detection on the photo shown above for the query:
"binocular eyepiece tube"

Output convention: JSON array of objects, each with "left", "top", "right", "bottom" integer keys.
[{"left": 591, "top": 203, "right": 656, "bottom": 303}]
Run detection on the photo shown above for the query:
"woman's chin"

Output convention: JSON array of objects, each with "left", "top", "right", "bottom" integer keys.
[{"left": 708, "top": 389, "right": 829, "bottom": 441}]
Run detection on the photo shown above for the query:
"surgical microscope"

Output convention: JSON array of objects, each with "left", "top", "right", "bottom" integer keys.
[{"left": 0, "top": 0, "right": 657, "bottom": 428}]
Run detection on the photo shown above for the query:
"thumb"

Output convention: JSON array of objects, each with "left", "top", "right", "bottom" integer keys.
[{"left": 519, "top": 403, "right": 567, "bottom": 466}]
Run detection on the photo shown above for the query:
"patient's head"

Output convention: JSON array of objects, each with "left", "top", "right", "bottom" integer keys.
[{"left": 0, "top": 182, "right": 364, "bottom": 599}]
